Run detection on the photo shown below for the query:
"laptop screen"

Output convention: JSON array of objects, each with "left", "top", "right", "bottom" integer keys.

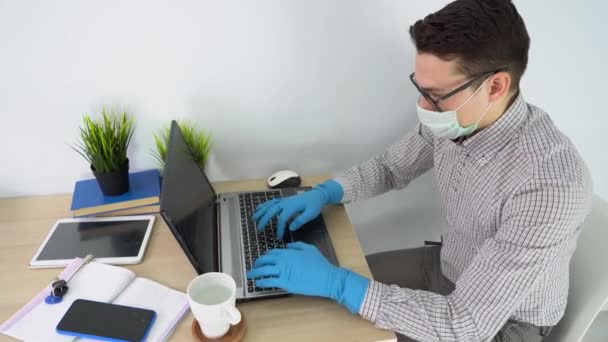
[{"left": 160, "top": 121, "right": 218, "bottom": 274}]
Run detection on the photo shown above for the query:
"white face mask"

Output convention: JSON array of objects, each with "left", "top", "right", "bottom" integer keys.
[{"left": 416, "top": 78, "right": 492, "bottom": 140}]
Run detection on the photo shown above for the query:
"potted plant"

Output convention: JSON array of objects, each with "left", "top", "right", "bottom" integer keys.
[
  {"left": 152, "top": 120, "right": 213, "bottom": 170},
  {"left": 72, "top": 109, "right": 135, "bottom": 196}
]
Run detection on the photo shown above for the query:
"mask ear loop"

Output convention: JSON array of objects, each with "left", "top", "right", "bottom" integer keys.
[
  {"left": 455, "top": 76, "right": 493, "bottom": 112},
  {"left": 474, "top": 102, "right": 493, "bottom": 127},
  {"left": 457, "top": 76, "right": 495, "bottom": 130}
]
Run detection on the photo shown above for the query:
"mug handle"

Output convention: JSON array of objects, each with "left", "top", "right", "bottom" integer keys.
[{"left": 222, "top": 306, "right": 242, "bottom": 325}]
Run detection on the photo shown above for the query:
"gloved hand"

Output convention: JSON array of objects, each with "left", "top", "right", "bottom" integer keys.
[
  {"left": 253, "top": 180, "right": 344, "bottom": 240},
  {"left": 246, "top": 242, "right": 369, "bottom": 314}
]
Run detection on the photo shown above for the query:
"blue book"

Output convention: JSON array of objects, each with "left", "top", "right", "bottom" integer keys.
[{"left": 71, "top": 169, "right": 161, "bottom": 217}]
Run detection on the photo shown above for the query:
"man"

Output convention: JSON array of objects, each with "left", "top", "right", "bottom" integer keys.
[{"left": 247, "top": 0, "right": 592, "bottom": 341}]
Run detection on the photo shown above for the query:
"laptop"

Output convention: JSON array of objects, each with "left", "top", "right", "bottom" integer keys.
[{"left": 160, "top": 121, "right": 339, "bottom": 300}]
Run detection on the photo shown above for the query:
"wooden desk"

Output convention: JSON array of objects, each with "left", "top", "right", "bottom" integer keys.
[{"left": 0, "top": 175, "right": 395, "bottom": 342}]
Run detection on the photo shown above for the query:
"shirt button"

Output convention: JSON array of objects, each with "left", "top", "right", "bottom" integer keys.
[
  {"left": 461, "top": 151, "right": 468, "bottom": 157},
  {"left": 479, "top": 157, "right": 487, "bottom": 165}
]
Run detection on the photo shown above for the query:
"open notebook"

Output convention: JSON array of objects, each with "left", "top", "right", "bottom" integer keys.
[{"left": 0, "top": 258, "right": 189, "bottom": 342}]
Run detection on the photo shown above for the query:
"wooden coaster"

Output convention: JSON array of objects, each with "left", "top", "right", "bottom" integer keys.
[{"left": 192, "top": 315, "right": 246, "bottom": 342}]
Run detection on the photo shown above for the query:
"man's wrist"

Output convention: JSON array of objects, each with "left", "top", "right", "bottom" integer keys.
[
  {"left": 314, "top": 179, "right": 344, "bottom": 205},
  {"left": 331, "top": 267, "right": 370, "bottom": 314}
]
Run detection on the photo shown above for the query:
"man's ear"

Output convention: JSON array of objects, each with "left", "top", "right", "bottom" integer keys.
[{"left": 488, "top": 71, "right": 511, "bottom": 101}]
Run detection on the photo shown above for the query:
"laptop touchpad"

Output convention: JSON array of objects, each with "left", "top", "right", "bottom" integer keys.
[{"left": 290, "top": 217, "right": 339, "bottom": 266}]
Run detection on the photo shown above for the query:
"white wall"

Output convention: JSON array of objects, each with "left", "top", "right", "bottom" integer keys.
[{"left": 0, "top": 1, "right": 606, "bottom": 254}]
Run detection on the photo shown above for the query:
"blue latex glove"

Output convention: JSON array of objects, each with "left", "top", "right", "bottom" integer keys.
[
  {"left": 246, "top": 242, "right": 369, "bottom": 314},
  {"left": 253, "top": 180, "right": 344, "bottom": 240}
]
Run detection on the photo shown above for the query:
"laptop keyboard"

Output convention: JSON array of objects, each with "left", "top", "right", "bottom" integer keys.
[{"left": 239, "top": 191, "right": 286, "bottom": 294}]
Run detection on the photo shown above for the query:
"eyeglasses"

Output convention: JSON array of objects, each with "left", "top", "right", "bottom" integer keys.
[{"left": 409, "top": 67, "right": 508, "bottom": 112}]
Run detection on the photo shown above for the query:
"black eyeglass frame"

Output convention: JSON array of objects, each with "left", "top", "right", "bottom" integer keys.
[{"left": 409, "top": 67, "right": 508, "bottom": 112}]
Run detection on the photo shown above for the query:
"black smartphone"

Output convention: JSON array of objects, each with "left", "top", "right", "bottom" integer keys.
[{"left": 56, "top": 299, "right": 156, "bottom": 342}]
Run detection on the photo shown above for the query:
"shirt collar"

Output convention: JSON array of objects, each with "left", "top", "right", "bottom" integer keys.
[{"left": 459, "top": 92, "right": 528, "bottom": 164}]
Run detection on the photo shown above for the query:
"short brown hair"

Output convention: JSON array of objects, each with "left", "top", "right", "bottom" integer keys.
[{"left": 410, "top": 0, "right": 530, "bottom": 93}]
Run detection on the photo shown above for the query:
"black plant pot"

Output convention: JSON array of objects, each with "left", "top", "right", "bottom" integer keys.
[{"left": 91, "top": 159, "right": 130, "bottom": 196}]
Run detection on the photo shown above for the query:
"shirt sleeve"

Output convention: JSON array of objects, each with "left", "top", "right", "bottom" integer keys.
[
  {"left": 334, "top": 123, "right": 434, "bottom": 203},
  {"left": 357, "top": 177, "right": 591, "bottom": 342}
]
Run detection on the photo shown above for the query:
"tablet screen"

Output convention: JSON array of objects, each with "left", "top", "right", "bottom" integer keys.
[{"left": 36, "top": 220, "right": 150, "bottom": 261}]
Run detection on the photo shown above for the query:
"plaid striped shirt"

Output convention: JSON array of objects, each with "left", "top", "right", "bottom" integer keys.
[{"left": 335, "top": 93, "right": 593, "bottom": 342}]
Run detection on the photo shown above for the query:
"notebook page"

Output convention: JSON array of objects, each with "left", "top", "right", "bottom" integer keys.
[
  {"left": 112, "top": 277, "right": 189, "bottom": 342},
  {"left": 1, "top": 261, "right": 135, "bottom": 342}
]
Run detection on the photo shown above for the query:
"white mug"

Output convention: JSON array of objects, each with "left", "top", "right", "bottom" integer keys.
[{"left": 187, "top": 272, "right": 242, "bottom": 339}]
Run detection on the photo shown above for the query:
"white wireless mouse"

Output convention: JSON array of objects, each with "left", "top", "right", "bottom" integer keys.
[{"left": 267, "top": 170, "right": 302, "bottom": 189}]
